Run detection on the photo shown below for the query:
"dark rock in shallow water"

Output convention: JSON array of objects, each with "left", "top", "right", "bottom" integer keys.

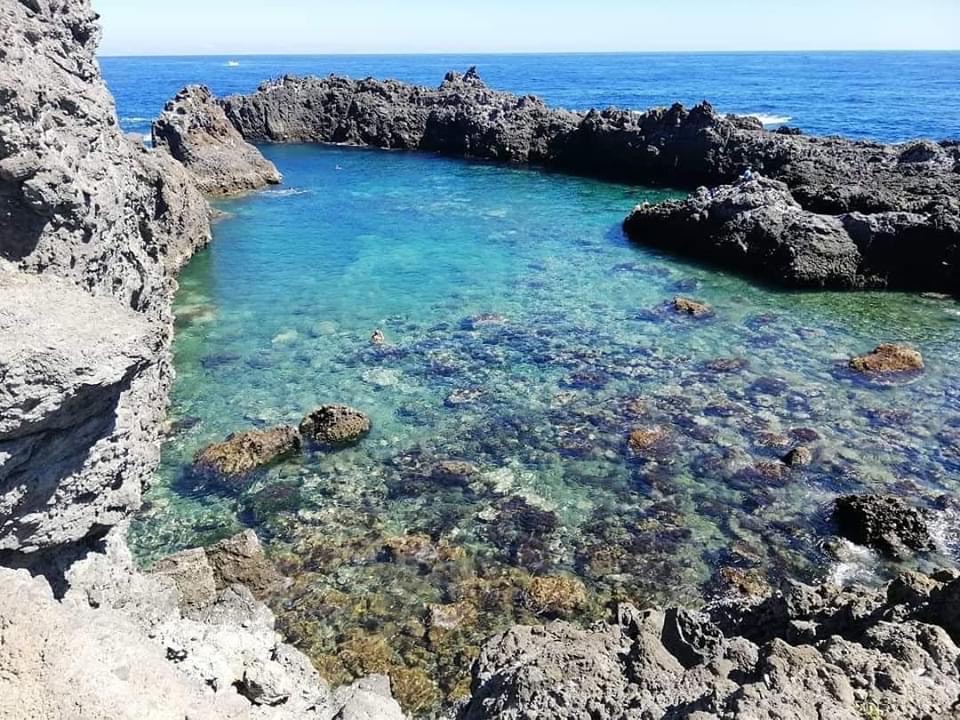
[
  {"left": 192, "top": 425, "right": 301, "bottom": 481},
  {"left": 299, "top": 404, "right": 371, "bottom": 447},
  {"left": 671, "top": 296, "right": 713, "bottom": 318},
  {"left": 833, "top": 494, "right": 933, "bottom": 558},
  {"left": 782, "top": 446, "right": 814, "bottom": 467}
]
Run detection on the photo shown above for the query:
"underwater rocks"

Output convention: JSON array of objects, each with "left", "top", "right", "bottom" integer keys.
[
  {"left": 520, "top": 576, "right": 588, "bottom": 619},
  {"left": 300, "top": 405, "right": 372, "bottom": 448},
  {"left": 671, "top": 296, "right": 713, "bottom": 318},
  {"left": 462, "top": 570, "right": 960, "bottom": 720},
  {"left": 193, "top": 425, "right": 302, "bottom": 480},
  {"left": 849, "top": 343, "right": 925, "bottom": 375},
  {"left": 833, "top": 495, "right": 933, "bottom": 558},
  {"left": 153, "top": 85, "right": 283, "bottom": 196},
  {"left": 624, "top": 177, "right": 865, "bottom": 288},
  {"left": 781, "top": 445, "right": 814, "bottom": 467}
]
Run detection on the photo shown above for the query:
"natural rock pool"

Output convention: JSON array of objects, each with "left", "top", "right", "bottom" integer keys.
[{"left": 132, "top": 144, "right": 960, "bottom": 714}]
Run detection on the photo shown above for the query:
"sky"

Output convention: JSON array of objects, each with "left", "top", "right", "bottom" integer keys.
[{"left": 93, "top": 0, "right": 960, "bottom": 56}]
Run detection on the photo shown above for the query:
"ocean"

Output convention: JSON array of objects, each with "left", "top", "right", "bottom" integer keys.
[
  {"left": 111, "top": 53, "right": 960, "bottom": 715},
  {"left": 101, "top": 51, "right": 960, "bottom": 143}
]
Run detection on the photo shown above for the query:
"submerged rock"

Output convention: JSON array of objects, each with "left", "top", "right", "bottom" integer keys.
[
  {"left": 849, "top": 343, "right": 925, "bottom": 375},
  {"left": 299, "top": 405, "right": 372, "bottom": 447},
  {"left": 193, "top": 425, "right": 301, "bottom": 479},
  {"left": 672, "top": 296, "right": 714, "bottom": 318},
  {"left": 521, "top": 576, "right": 589, "bottom": 619},
  {"left": 833, "top": 494, "right": 933, "bottom": 558},
  {"left": 782, "top": 446, "right": 814, "bottom": 467}
]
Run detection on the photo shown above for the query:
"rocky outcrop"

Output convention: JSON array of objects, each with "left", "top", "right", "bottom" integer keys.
[
  {"left": 461, "top": 570, "right": 960, "bottom": 719},
  {"left": 0, "top": 526, "right": 405, "bottom": 720},
  {"left": 0, "top": 0, "right": 210, "bottom": 558},
  {"left": 624, "top": 177, "right": 865, "bottom": 288},
  {"left": 299, "top": 405, "right": 372, "bottom": 447},
  {"left": 833, "top": 495, "right": 933, "bottom": 558},
  {"left": 0, "top": 2, "right": 405, "bottom": 717},
  {"left": 209, "top": 69, "right": 959, "bottom": 292},
  {"left": 153, "top": 85, "right": 282, "bottom": 195},
  {"left": 849, "top": 343, "right": 925, "bottom": 375}
]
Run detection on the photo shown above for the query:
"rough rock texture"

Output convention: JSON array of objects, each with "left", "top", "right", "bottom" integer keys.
[
  {"left": 0, "top": 527, "right": 406, "bottom": 720},
  {"left": 624, "top": 178, "right": 864, "bottom": 288},
  {"left": 193, "top": 425, "right": 302, "bottom": 480},
  {"left": 215, "top": 69, "right": 960, "bottom": 292},
  {"left": 153, "top": 85, "right": 283, "bottom": 195},
  {"left": 834, "top": 494, "right": 933, "bottom": 558},
  {"left": 461, "top": 570, "right": 960, "bottom": 719},
  {"left": 299, "top": 405, "right": 372, "bottom": 447},
  {"left": 849, "top": 343, "right": 925, "bottom": 375},
  {"left": 0, "top": 0, "right": 211, "bottom": 558}
]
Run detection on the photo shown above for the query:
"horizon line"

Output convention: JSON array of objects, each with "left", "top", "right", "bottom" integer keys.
[{"left": 98, "top": 48, "right": 960, "bottom": 59}]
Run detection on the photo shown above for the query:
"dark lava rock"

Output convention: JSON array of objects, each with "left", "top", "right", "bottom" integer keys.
[
  {"left": 299, "top": 404, "right": 371, "bottom": 447},
  {"left": 849, "top": 343, "right": 924, "bottom": 375},
  {"left": 782, "top": 446, "right": 813, "bottom": 467},
  {"left": 833, "top": 495, "right": 933, "bottom": 558},
  {"left": 192, "top": 425, "right": 301, "bottom": 481},
  {"left": 661, "top": 607, "right": 725, "bottom": 669}
]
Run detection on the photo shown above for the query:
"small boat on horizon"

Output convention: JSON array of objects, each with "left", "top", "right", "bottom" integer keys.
[{"left": 226, "top": 60, "right": 240, "bottom": 67}]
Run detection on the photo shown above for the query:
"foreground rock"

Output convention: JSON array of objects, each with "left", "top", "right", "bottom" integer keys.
[
  {"left": 462, "top": 570, "right": 960, "bottom": 719},
  {"left": 0, "top": 527, "right": 405, "bottom": 720},
  {"left": 300, "top": 405, "right": 372, "bottom": 447},
  {"left": 833, "top": 494, "right": 933, "bottom": 558},
  {"left": 849, "top": 343, "right": 925, "bottom": 375},
  {"left": 193, "top": 425, "right": 302, "bottom": 480},
  {"left": 153, "top": 85, "right": 282, "bottom": 195},
  {"left": 204, "top": 70, "right": 960, "bottom": 292}
]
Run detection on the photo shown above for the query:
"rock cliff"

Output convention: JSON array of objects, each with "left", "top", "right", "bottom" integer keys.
[
  {"left": 153, "top": 85, "right": 283, "bottom": 195},
  {"left": 0, "top": 2, "right": 403, "bottom": 717},
  {"left": 209, "top": 69, "right": 960, "bottom": 292}
]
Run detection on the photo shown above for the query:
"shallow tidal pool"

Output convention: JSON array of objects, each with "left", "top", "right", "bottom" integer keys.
[{"left": 132, "top": 144, "right": 960, "bottom": 714}]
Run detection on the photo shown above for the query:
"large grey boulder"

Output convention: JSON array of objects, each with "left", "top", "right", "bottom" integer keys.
[{"left": 153, "top": 85, "right": 283, "bottom": 195}]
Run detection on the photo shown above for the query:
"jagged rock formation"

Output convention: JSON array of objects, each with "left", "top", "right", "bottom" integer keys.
[
  {"left": 0, "top": 526, "right": 405, "bottom": 720},
  {"left": 0, "top": 2, "right": 404, "bottom": 717},
  {"left": 209, "top": 69, "right": 960, "bottom": 292},
  {"left": 461, "top": 570, "right": 960, "bottom": 719},
  {"left": 153, "top": 85, "right": 283, "bottom": 195}
]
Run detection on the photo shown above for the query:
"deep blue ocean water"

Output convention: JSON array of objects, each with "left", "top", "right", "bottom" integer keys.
[
  {"left": 101, "top": 52, "right": 960, "bottom": 143},
  {"left": 115, "top": 54, "right": 960, "bottom": 714}
]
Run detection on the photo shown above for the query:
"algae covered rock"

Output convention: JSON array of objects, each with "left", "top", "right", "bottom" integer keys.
[
  {"left": 299, "top": 405, "right": 372, "bottom": 447},
  {"left": 672, "top": 296, "right": 714, "bottom": 318},
  {"left": 849, "top": 343, "right": 924, "bottom": 375},
  {"left": 521, "top": 576, "right": 588, "bottom": 618},
  {"left": 193, "top": 424, "right": 301, "bottom": 479}
]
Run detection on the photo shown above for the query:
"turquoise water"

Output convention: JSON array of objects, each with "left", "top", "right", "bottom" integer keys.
[{"left": 132, "top": 144, "right": 960, "bottom": 713}]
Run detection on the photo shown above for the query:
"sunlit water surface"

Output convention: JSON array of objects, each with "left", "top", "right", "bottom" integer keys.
[{"left": 131, "top": 144, "right": 960, "bottom": 714}]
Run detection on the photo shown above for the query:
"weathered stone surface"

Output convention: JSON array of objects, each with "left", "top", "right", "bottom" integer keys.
[
  {"left": 153, "top": 85, "right": 282, "bottom": 195},
  {"left": 834, "top": 494, "right": 933, "bottom": 558},
  {"left": 462, "top": 572, "right": 960, "bottom": 720},
  {"left": 625, "top": 177, "right": 864, "bottom": 288},
  {"left": 672, "top": 296, "right": 713, "bottom": 318},
  {"left": 193, "top": 425, "right": 302, "bottom": 479},
  {"left": 0, "top": 272, "right": 162, "bottom": 552},
  {"left": 300, "top": 405, "right": 372, "bottom": 447},
  {"left": 0, "top": 0, "right": 211, "bottom": 557},
  {"left": 849, "top": 343, "right": 925, "bottom": 374},
  {"left": 205, "top": 529, "right": 289, "bottom": 600}
]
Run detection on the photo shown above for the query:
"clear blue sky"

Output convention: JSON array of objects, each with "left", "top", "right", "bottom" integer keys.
[{"left": 93, "top": 0, "right": 960, "bottom": 55}]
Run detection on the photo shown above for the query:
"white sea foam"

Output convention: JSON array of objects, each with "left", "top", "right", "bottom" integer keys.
[
  {"left": 226, "top": 60, "right": 240, "bottom": 67},
  {"left": 827, "top": 539, "right": 882, "bottom": 588},
  {"left": 749, "top": 113, "right": 793, "bottom": 127},
  {"left": 262, "top": 188, "right": 311, "bottom": 198}
]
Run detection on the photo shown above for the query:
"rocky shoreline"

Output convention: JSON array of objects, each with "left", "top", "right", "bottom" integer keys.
[
  {"left": 192, "top": 68, "right": 959, "bottom": 292},
  {"left": 2, "top": 2, "right": 960, "bottom": 719}
]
